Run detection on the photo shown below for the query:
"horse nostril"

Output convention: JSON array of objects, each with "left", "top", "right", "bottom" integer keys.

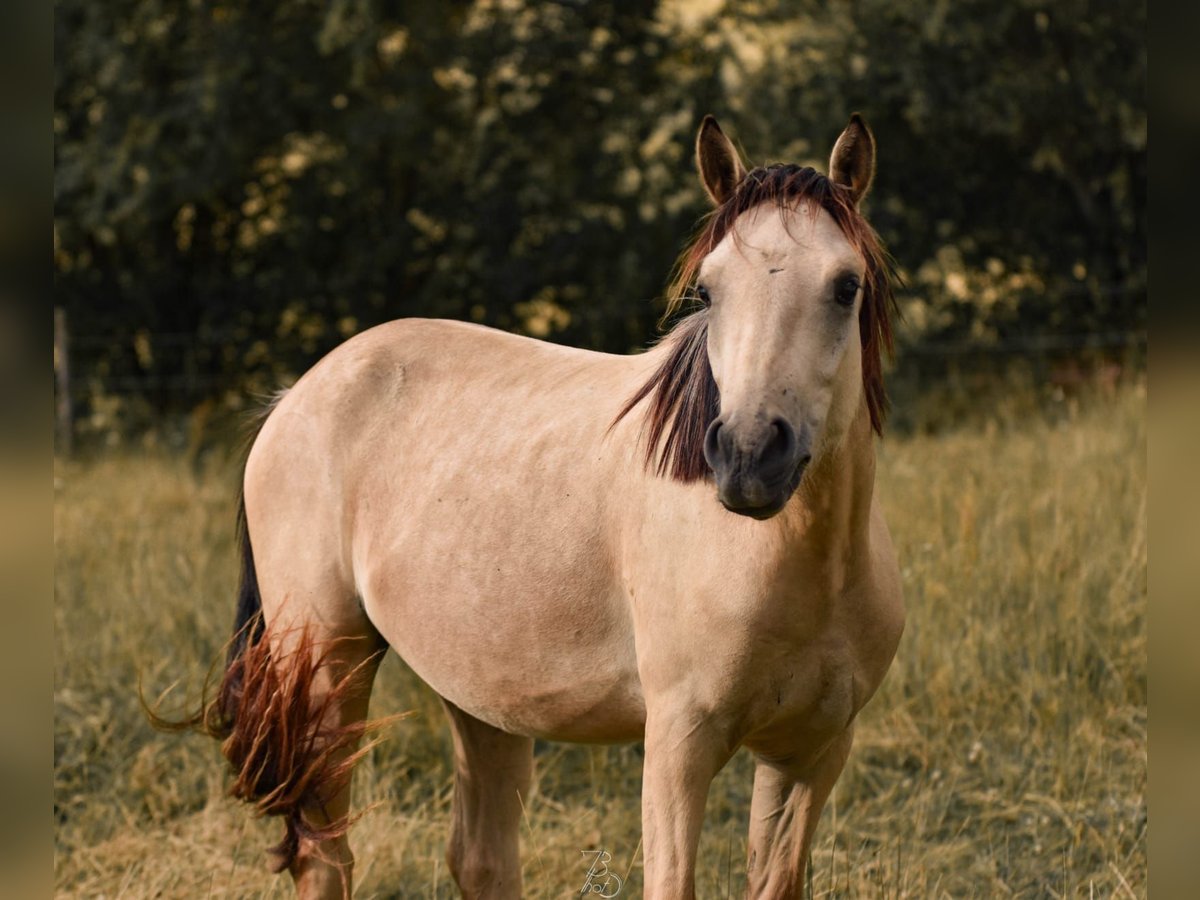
[
  {"left": 703, "top": 418, "right": 725, "bottom": 470},
  {"left": 761, "top": 417, "right": 797, "bottom": 469}
]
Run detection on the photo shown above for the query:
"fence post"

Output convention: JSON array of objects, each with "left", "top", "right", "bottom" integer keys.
[{"left": 54, "top": 306, "right": 72, "bottom": 457}]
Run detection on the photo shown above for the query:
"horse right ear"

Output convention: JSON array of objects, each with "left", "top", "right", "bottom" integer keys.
[
  {"left": 829, "top": 113, "right": 876, "bottom": 207},
  {"left": 696, "top": 115, "right": 746, "bottom": 206}
]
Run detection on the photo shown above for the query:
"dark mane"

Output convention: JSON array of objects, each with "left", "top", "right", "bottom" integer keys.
[{"left": 613, "top": 163, "right": 899, "bottom": 483}]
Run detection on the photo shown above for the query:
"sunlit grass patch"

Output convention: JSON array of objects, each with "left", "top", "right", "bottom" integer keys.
[{"left": 54, "top": 384, "right": 1145, "bottom": 897}]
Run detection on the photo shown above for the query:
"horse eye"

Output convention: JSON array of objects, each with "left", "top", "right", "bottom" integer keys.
[
  {"left": 697, "top": 285, "right": 712, "bottom": 308},
  {"left": 834, "top": 276, "right": 860, "bottom": 307}
]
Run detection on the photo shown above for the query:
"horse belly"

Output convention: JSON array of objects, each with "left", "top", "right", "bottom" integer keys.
[
  {"left": 327, "top": 320, "right": 655, "bottom": 740},
  {"left": 358, "top": 525, "right": 647, "bottom": 743}
]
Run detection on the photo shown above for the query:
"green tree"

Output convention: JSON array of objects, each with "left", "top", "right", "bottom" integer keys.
[{"left": 54, "top": 0, "right": 1145, "bottom": 430}]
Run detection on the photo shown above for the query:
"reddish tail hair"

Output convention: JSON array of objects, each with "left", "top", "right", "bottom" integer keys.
[{"left": 146, "top": 497, "right": 395, "bottom": 873}]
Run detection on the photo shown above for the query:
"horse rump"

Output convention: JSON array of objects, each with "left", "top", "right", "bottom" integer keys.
[{"left": 145, "top": 496, "right": 386, "bottom": 872}]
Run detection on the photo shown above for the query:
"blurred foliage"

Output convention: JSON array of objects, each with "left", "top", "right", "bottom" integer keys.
[{"left": 54, "top": 0, "right": 1145, "bottom": 424}]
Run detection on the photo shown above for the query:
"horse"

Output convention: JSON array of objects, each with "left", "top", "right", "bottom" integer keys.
[{"left": 188, "top": 114, "right": 904, "bottom": 899}]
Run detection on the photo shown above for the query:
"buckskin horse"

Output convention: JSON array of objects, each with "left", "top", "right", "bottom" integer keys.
[{"left": 183, "top": 114, "right": 904, "bottom": 899}]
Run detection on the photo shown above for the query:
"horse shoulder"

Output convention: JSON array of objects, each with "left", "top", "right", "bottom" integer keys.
[
  {"left": 867, "top": 501, "right": 904, "bottom": 637},
  {"left": 847, "top": 502, "right": 905, "bottom": 702}
]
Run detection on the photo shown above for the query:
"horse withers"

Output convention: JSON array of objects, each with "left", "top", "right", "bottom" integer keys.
[{"left": 188, "top": 114, "right": 904, "bottom": 899}]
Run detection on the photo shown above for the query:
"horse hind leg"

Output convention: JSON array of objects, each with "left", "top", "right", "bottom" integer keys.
[
  {"left": 441, "top": 699, "right": 533, "bottom": 899},
  {"left": 207, "top": 502, "right": 390, "bottom": 899},
  {"left": 219, "top": 618, "right": 386, "bottom": 899}
]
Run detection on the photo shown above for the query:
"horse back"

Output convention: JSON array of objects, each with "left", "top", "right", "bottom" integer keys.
[{"left": 243, "top": 319, "right": 657, "bottom": 739}]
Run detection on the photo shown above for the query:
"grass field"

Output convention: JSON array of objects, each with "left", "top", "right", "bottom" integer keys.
[{"left": 54, "top": 384, "right": 1146, "bottom": 898}]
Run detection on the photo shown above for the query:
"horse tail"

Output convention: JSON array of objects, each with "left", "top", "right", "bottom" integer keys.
[
  {"left": 148, "top": 492, "right": 390, "bottom": 873},
  {"left": 219, "top": 496, "right": 264, "bottom": 715}
]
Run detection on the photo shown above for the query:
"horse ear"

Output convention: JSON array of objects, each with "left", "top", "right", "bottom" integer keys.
[
  {"left": 828, "top": 113, "right": 876, "bottom": 206},
  {"left": 696, "top": 115, "right": 747, "bottom": 206}
]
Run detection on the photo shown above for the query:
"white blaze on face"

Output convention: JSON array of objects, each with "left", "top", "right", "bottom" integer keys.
[{"left": 699, "top": 201, "right": 866, "bottom": 461}]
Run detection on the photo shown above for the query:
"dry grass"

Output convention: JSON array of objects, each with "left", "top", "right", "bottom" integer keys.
[{"left": 54, "top": 384, "right": 1145, "bottom": 898}]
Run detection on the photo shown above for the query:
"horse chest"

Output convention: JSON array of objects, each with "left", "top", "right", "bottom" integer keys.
[
  {"left": 741, "top": 558, "right": 902, "bottom": 756},
  {"left": 741, "top": 643, "right": 862, "bottom": 762},
  {"left": 785, "top": 648, "right": 857, "bottom": 725}
]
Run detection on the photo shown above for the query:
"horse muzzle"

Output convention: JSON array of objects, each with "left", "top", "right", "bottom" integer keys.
[{"left": 703, "top": 415, "right": 812, "bottom": 519}]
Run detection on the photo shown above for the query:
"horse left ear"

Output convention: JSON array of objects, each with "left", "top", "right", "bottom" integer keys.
[{"left": 829, "top": 113, "right": 876, "bottom": 206}]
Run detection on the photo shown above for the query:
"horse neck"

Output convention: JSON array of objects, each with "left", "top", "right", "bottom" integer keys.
[{"left": 780, "top": 399, "right": 877, "bottom": 564}]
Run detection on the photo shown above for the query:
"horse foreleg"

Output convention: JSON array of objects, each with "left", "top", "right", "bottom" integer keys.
[
  {"left": 441, "top": 700, "right": 533, "bottom": 899},
  {"left": 744, "top": 727, "right": 854, "bottom": 899},
  {"left": 640, "top": 709, "right": 731, "bottom": 899}
]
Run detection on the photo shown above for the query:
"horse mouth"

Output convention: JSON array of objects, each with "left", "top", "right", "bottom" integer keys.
[
  {"left": 715, "top": 456, "right": 809, "bottom": 519},
  {"left": 720, "top": 496, "right": 789, "bottom": 519}
]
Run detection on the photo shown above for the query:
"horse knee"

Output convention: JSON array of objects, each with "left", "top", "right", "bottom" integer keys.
[
  {"left": 445, "top": 841, "right": 485, "bottom": 895},
  {"left": 446, "top": 842, "right": 516, "bottom": 899}
]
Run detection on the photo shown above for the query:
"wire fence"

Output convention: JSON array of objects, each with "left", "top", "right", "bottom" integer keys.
[
  {"left": 58, "top": 328, "right": 1147, "bottom": 394},
  {"left": 53, "top": 307, "right": 1146, "bottom": 452}
]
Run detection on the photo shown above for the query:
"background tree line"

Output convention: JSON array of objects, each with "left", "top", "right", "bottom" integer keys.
[{"left": 54, "top": 0, "right": 1145, "bottom": 440}]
